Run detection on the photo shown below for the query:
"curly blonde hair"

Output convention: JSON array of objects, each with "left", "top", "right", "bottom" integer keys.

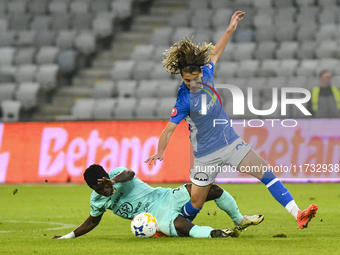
[{"left": 162, "top": 37, "right": 214, "bottom": 75}]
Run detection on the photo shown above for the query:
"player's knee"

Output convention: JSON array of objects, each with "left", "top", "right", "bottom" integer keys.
[
  {"left": 174, "top": 216, "right": 192, "bottom": 237},
  {"left": 207, "top": 185, "right": 223, "bottom": 200}
]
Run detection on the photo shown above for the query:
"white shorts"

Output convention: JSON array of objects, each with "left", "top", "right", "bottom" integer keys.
[{"left": 190, "top": 138, "right": 252, "bottom": 187}]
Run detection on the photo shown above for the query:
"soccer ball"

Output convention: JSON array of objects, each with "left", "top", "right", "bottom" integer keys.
[{"left": 131, "top": 212, "right": 158, "bottom": 238}]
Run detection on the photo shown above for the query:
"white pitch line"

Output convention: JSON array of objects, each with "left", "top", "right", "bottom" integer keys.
[{"left": 0, "top": 220, "right": 76, "bottom": 233}]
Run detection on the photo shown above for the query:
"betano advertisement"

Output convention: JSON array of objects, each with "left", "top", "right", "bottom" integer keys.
[{"left": 0, "top": 119, "right": 340, "bottom": 183}]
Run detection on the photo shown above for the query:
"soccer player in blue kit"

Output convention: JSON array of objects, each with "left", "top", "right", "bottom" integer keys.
[
  {"left": 145, "top": 11, "right": 317, "bottom": 229},
  {"left": 52, "top": 164, "right": 263, "bottom": 239}
]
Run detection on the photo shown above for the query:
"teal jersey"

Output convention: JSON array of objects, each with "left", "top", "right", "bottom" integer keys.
[{"left": 90, "top": 167, "right": 168, "bottom": 219}]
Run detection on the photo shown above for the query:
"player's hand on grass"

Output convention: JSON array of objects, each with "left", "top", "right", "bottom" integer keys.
[
  {"left": 229, "top": 11, "right": 245, "bottom": 31},
  {"left": 144, "top": 152, "right": 164, "bottom": 165},
  {"left": 97, "top": 176, "right": 115, "bottom": 185},
  {"left": 52, "top": 236, "right": 62, "bottom": 239}
]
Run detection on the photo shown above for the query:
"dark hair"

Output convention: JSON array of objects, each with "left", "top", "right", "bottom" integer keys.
[
  {"left": 83, "top": 164, "right": 109, "bottom": 189},
  {"left": 162, "top": 37, "right": 214, "bottom": 75},
  {"left": 319, "top": 70, "right": 331, "bottom": 77}
]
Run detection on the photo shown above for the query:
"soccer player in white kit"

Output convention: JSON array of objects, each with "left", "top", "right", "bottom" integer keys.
[{"left": 145, "top": 11, "right": 317, "bottom": 229}]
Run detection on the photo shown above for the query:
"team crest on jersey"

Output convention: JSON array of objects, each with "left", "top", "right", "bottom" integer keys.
[
  {"left": 112, "top": 187, "right": 117, "bottom": 194},
  {"left": 207, "top": 63, "right": 212, "bottom": 69},
  {"left": 171, "top": 107, "right": 177, "bottom": 117}
]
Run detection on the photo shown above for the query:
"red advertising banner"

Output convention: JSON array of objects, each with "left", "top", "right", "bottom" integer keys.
[
  {"left": 0, "top": 121, "right": 191, "bottom": 183},
  {"left": 0, "top": 119, "right": 340, "bottom": 183}
]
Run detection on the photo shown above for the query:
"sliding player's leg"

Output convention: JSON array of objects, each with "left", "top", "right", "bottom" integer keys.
[{"left": 238, "top": 149, "right": 318, "bottom": 229}]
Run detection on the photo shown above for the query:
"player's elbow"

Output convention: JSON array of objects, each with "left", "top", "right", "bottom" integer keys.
[{"left": 126, "top": 170, "right": 135, "bottom": 180}]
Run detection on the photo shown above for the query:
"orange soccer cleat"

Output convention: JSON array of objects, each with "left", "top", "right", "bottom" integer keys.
[
  {"left": 297, "top": 204, "right": 318, "bottom": 229},
  {"left": 153, "top": 231, "right": 167, "bottom": 237}
]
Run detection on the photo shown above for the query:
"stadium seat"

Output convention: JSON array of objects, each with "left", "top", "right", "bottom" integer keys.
[
  {"left": 315, "top": 40, "right": 338, "bottom": 58},
  {"left": 0, "top": 73, "right": 14, "bottom": 83},
  {"left": 16, "top": 31, "right": 37, "bottom": 47},
  {"left": 13, "top": 48, "right": 36, "bottom": 65},
  {"left": 263, "top": 77, "right": 288, "bottom": 101},
  {"left": 171, "top": 27, "right": 195, "bottom": 44},
  {"left": 297, "top": 41, "right": 317, "bottom": 59},
  {"left": 191, "top": 9, "right": 213, "bottom": 29},
  {"left": 318, "top": 7, "right": 338, "bottom": 25},
  {"left": 135, "top": 98, "right": 158, "bottom": 120},
  {"left": 1, "top": 99, "right": 21, "bottom": 122},
  {"left": 51, "top": 14, "right": 72, "bottom": 31},
  {"left": 93, "top": 98, "right": 116, "bottom": 120},
  {"left": 156, "top": 97, "right": 176, "bottom": 119},
  {"left": 253, "top": 10, "right": 274, "bottom": 28},
  {"left": 56, "top": 30, "right": 78, "bottom": 50},
  {"left": 136, "top": 80, "right": 159, "bottom": 98},
  {"left": 234, "top": 29, "right": 254, "bottom": 43},
  {"left": 28, "top": 0, "right": 49, "bottom": 14},
  {"left": 258, "top": 60, "right": 280, "bottom": 77},
  {"left": 254, "top": 27, "right": 276, "bottom": 42},
  {"left": 92, "top": 80, "right": 115, "bottom": 99},
  {"left": 112, "top": 0, "right": 133, "bottom": 19},
  {"left": 15, "top": 82, "right": 41, "bottom": 110},
  {"left": 189, "top": 0, "right": 209, "bottom": 9},
  {"left": 235, "top": 60, "right": 260, "bottom": 78},
  {"left": 113, "top": 97, "right": 137, "bottom": 119},
  {"left": 48, "top": 0, "right": 70, "bottom": 14},
  {"left": 318, "top": 0, "right": 338, "bottom": 7},
  {"left": 215, "top": 61, "right": 239, "bottom": 79},
  {"left": 15, "top": 64, "right": 38, "bottom": 83},
  {"left": 211, "top": 0, "right": 232, "bottom": 8},
  {"left": 277, "top": 59, "right": 299, "bottom": 77},
  {"left": 35, "top": 46, "right": 59, "bottom": 64},
  {"left": 286, "top": 77, "right": 308, "bottom": 89},
  {"left": 72, "top": 13, "right": 93, "bottom": 30},
  {"left": 150, "top": 27, "right": 173, "bottom": 46},
  {"left": 212, "top": 9, "right": 233, "bottom": 30},
  {"left": 253, "top": 0, "right": 272, "bottom": 7},
  {"left": 71, "top": 98, "right": 95, "bottom": 120},
  {"left": 0, "top": 0, "right": 8, "bottom": 14},
  {"left": 295, "top": 0, "right": 315, "bottom": 6},
  {"left": 315, "top": 24, "right": 338, "bottom": 42},
  {"left": 225, "top": 77, "right": 248, "bottom": 92},
  {"left": 192, "top": 30, "right": 212, "bottom": 44},
  {"left": 75, "top": 31, "right": 96, "bottom": 55},
  {"left": 36, "top": 31, "right": 57, "bottom": 47},
  {"left": 0, "top": 66, "right": 17, "bottom": 80},
  {"left": 296, "top": 60, "right": 319, "bottom": 77},
  {"left": 90, "top": 0, "right": 111, "bottom": 13},
  {"left": 0, "top": 47, "right": 16, "bottom": 66},
  {"left": 30, "top": 15, "right": 52, "bottom": 30},
  {"left": 0, "top": 31, "right": 16, "bottom": 47},
  {"left": 275, "top": 41, "right": 299, "bottom": 60},
  {"left": 155, "top": 80, "right": 179, "bottom": 98},
  {"left": 275, "top": 7, "right": 297, "bottom": 26},
  {"left": 116, "top": 80, "right": 137, "bottom": 98},
  {"left": 168, "top": 9, "right": 191, "bottom": 27},
  {"left": 150, "top": 65, "right": 172, "bottom": 80},
  {"left": 274, "top": 25, "right": 297, "bottom": 41},
  {"left": 9, "top": 13, "right": 31, "bottom": 31},
  {"left": 92, "top": 13, "right": 115, "bottom": 39},
  {"left": 133, "top": 61, "right": 155, "bottom": 80},
  {"left": 56, "top": 50, "right": 78, "bottom": 76},
  {"left": 0, "top": 83, "right": 17, "bottom": 102},
  {"left": 273, "top": 0, "right": 294, "bottom": 7},
  {"left": 151, "top": 44, "right": 170, "bottom": 62},
  {"left": 254, "top": 41, "right": 277, "bottom": 60},
  {"left": 233, "top": 42, "right": 256, "bottom": 60},
  {"left": 70, "top": 0, "right": 89, "bottom": 14},
  {"left": 7, "top": 0, "right": 28, "bottom": 13},
  {"left": 0, "top": 18, "right": 8, "bottom": 32},
  {"left": 131, "top": 45, "right": 155, "bottom": 61},
  {"left": 296, "top": 7, "right": 318, "bottom": 27},
  {"left": 111, "top": 60, "right": 135, "bottom": 80},
  {"left": 316, "top": 58, "right": 340, "bottom": 75},
  {"left": 35, "top": 64, "right": 59, "bottom": 91}
]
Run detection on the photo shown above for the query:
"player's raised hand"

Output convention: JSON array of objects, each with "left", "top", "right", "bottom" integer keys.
[
  {"left": 229, "top": 11, "right": 245, "bottom": 31},
  {"left": 144, "top": 152, "right": 164, "bottom": 166},
  {"left": 97, "top": 176, "right": 115, "bottom": 185}
]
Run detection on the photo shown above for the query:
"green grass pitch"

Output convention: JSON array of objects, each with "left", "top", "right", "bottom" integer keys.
[{"left": 1, "top": 182, "right": 339, "bottom": 255}]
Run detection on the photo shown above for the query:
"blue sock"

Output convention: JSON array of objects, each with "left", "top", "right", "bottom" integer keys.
[
  {"left": 261, "top": 170, "right": 294, "bottom": 208},
  {"left": 181, "top": 200, "right": 201, "bottom": 222},
  {"left": 189, "top": 225, "right": 214, "bottom": 238}
]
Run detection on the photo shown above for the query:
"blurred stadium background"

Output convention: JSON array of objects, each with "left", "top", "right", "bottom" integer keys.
[{"left": 1, "top": 0, "right": 340, "bottom": 122}]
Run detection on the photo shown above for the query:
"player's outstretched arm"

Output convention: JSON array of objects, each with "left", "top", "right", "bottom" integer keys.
[
  {"left": 210, "top": 11, "right": 245, "bottom": 65},
  {"left": 144, "top": 121, "right": 178, "bottom": 165},
  {"left": 52, "top": 214, "right": 103, "bottom": 239}
]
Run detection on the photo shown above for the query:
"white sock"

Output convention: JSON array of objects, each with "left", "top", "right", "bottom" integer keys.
[{"left": 285, "top": 200, "right": 299, "bottom": 220}]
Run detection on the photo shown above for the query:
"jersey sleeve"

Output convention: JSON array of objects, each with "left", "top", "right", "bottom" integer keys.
[
  {"left": 90, "top": 201, "right": 107, "bottom": 217},
  {"left": 108, "top": 167, "right": 128, "bottom": 179},
  {"left": 169, "top": 100, "right": 189, "bottom": 124}
]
